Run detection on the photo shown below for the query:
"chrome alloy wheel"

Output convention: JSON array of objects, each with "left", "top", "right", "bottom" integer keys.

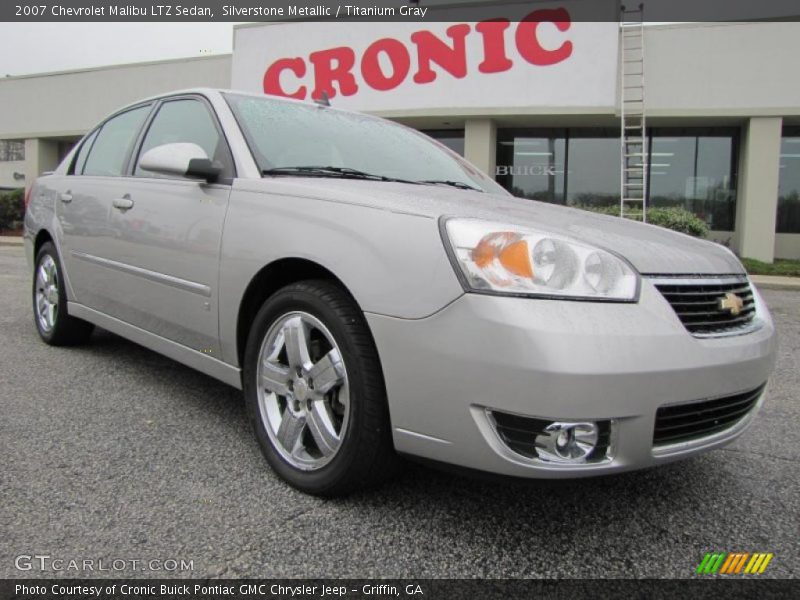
[
  {"left": 257, "top": 311, "right": 350, "bottom": 471},
  {"left": 35, "top": 255, "right": 59, "bottom": 333}
]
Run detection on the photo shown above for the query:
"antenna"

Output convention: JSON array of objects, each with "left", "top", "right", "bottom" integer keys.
[{"left": 313, "top": 91, "right": 331, "bottom": 107}]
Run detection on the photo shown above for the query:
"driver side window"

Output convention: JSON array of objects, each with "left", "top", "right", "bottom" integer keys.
[{"left": 134, "top": 99, "right": 234, "bottom": 179}]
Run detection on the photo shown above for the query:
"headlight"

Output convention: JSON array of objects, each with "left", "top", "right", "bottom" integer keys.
[{"left": 441, "top": 218, "right": 639, "bottom": 301}]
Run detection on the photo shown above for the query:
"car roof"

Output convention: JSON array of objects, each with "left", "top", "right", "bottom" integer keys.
[{"left": 112, "top": 87, "right": 368, "bottom": 120}]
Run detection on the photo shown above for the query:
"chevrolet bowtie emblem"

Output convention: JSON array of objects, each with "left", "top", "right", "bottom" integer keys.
[{"left": 719, "top": 292, "right": 744, "bottom": 316}]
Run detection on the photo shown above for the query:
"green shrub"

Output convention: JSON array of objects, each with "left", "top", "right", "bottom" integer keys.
[
  {"left": 0, "top": 188, "right": 25, "bottom": 231},
  {"left": 576, "top": 204, "right": 709, "bottom": 238},
  {"left": 646, "top": 207, "right": 709, "bottom": 238}
]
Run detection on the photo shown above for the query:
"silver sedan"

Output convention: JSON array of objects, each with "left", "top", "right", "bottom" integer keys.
[{"left": 25, "top": 89, "right": 776, "bottom": 496}]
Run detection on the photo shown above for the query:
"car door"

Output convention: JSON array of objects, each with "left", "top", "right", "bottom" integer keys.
[
  {"left": 58, "top": 103, "right": 154, "bottom": 311},
  {"left": 100, "top": 95, "right": 234, "bottom": 358}
]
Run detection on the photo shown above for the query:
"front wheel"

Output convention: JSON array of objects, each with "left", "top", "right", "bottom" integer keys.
[{"left": 243, "top": 280, "right": 399, "bottom": 496}]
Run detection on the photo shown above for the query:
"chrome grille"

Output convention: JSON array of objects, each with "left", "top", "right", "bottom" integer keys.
[
  {"left": 653, "top": 384, "right": 765, "bottom": 446},
  {"left": 652, "top": 276, "right": 757, "bottom": 336}
]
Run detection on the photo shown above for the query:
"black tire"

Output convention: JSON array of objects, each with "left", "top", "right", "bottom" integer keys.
[
  {"left": 243, "top": 279, "right": 400, "bottom": 496},
  {"left": 33, "top": 242, "right": 94, "bottom": 346}
]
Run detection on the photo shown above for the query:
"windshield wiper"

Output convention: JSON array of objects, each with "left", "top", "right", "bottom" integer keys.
[
  {"left": 418, "top": 179, "right": 483, "bottom": 192},
  {"left": 262, "top": 166, "right": 420, "bottom": 185},
  {"left": 262, "top": 167, "right": 482, "bottom": 191}
]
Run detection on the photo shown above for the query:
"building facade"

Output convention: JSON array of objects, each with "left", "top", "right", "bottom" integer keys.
[{"left": 1, "top": 16, "right": 799, "bottom": 261}]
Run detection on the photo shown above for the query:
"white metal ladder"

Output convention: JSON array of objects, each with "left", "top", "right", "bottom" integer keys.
[{"left": 619, "top": 3, "right": 647, "bottom": 222}]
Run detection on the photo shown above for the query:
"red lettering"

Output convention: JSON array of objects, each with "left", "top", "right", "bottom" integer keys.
[
  {"left": 263, "top": 58, "right": 306, "bottom": 99},
  {"left": 308, "top": 47, "right": 359, "bottom": 99},
  {"left": 361, "top": 38, "right": 411, "bottom": 91},
  {"left": 410, "top": 24, "right": 471, "bottom": 84},
  {"left": 475, "top": 19, "right": 513, "bottom": 74},
  {"left": 260, "top": 9, "right": 575, "bottom": 98},
  {"left": 515, "top": 8, "right": 573, "bottom": 66}
]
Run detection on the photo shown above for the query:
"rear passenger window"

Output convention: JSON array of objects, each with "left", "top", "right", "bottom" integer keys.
[
  {"left": 72, "top": 129, "right": 99, "bottom": 175},
  {"left": 134, "top": 99, "right": 233, "bottom": 179},
  {"left": 82, "top": 105, "right": 150, "bottom": 177}
]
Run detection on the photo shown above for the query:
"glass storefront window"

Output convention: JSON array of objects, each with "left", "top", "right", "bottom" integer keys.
[
  {"left": 777, "top": 127, "right": 800, "bottom": 234},
  {"left": 495, "top": 127, "right": 739, "bottom": 231},
  {"left": 496, "top": 128, "right": 619, "bottom": 206},
  {"left": 496, "top": 130, "right": 566, "bottom": 203},
  {"left": 421, "top": 129, "right": 465, "bottom": 156},
  {"left": 648, "top": 128, "right": 738, "bottom": 231},
  {"left": 564, "top": 129, "right": 620, "bottom": 208}
]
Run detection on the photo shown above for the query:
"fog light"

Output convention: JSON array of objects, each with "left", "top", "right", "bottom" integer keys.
[
  {"left": 536, "top": 422, "right": 599, "bottom": 463},
  {"left": 486, "top": 410, "right": 614, "bottom": 465}
]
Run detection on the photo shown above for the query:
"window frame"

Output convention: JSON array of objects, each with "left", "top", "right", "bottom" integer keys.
[
  {"left": 129, "top": 93, "right": 236, "bottom": 183},
  {"left": 0, "top": 140, "right": 25, "bottom": 162},
  {"left": 68, "top": 128, "right": 100, "bottom": 176},
  {"left": 646, "top": 126, "right": 740, "bottom": 232},
  {"left": 495, "top": 127, "right": 569, "bottom": 204},
  {"left": 495, "top": 126, "right": 740, "bottom": 230},
  {"left": 777, "top": 125, "right": 800, "bottom": 234}
]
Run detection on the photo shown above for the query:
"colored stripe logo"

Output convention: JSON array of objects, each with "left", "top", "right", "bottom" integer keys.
[{"left": 696, "top": 552, "right": 773, "bottom": 574}]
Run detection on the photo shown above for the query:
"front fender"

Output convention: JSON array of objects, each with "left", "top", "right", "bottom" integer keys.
[{"left": 218, "top": 188, "right": 463, "bottom": 366}]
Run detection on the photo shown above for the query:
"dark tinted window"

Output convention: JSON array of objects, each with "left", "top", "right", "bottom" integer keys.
[
  {"left": 421, "top": 129, "right": 465, "bottom": 156},
  {"left": 777, "top": 126, "right": 800, "bottom": 234},
  {"left": 82, "top": 105, "right": 150, "bottom": 177},
  {"left": 496, "top": 129, "right": 566, "bottom": 203},
  {"left": 564, "top": 129, "right": 620, "bottom": 208},
  {"left": 135, "top": 99, "right": 233, "bottom": 178},
  {"left": 496, "top": 127, "right": 739, "bottom": 231},
  {"left": 648, "top": 128, "right": 738, "bottom": 231},
  {"left": 72, "top": 129, "right": 98, "bottom": 175}
]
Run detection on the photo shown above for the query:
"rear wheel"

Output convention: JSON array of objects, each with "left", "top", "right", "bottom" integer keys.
[
  {"left": 243, "top": 280, "right": 399, "bottom": 496},
  {"left": 33, "top": 242, "right": 94, "bottom": 346}
]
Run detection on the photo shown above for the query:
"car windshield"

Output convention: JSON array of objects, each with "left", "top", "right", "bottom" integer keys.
[{"left": 224, "top": 93, "right": 506, "bottom": 194}]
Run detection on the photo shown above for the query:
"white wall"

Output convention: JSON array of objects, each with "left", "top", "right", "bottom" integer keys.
[
  {"left": 0, "top": 55, "right": 232, "bottom": 139},
  {"left": 644, "top": 23, "right": 800, "bottom": 117}
]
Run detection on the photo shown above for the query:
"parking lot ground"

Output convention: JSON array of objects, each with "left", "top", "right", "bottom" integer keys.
[{"left": 1, "top": 245, "right": 798, "bottom": 579}]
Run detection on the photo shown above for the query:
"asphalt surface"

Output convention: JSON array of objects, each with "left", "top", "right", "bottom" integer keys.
[{"left": 1, "top": 245, "right": 798, "bottom": 579}]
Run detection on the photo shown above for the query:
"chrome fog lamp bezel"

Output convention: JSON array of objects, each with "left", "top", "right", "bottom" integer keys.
[
  {"left": 483, "top": 408, "right": 617, "bottom": 468},
  {"left": 536, "top": 421, "right": 600, "bottom": 464}
]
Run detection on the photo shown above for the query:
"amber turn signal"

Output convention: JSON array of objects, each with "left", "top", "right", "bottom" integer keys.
[{"left": 472, "top": 232, "right": 534, "bottom": 280}]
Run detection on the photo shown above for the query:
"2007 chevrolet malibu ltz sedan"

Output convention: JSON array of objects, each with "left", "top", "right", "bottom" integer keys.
[{"left": 25, "top": 89, "right": 776, "bottom": 496}]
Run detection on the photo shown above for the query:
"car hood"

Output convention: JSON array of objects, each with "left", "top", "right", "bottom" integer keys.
[{"left": 246, "top": 178, "right": 744, "bottom": 275}]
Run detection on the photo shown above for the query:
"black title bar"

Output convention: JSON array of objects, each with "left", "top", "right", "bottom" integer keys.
[
  {"left": 2, "top": 0, "right": 800, "bottom": 22},
  {"left": 2, "top": 579, "right": 799, "bottom": 600}
]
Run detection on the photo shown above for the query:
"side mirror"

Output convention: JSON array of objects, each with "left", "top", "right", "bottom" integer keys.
[{"left": 138, "top": 143, "right": 223, "bottom": 183}]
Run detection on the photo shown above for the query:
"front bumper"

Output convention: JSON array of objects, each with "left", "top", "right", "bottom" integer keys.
[{"left": 366, "top": 280, "right": 776, "bottom": 478}]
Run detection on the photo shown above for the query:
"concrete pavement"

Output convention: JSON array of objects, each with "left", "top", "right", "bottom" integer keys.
[{"left": 1, "top": 245, "right": 798, "bottom": 579}]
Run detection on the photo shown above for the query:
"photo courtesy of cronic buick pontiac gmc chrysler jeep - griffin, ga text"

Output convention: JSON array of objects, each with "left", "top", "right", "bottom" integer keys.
[{"left": 24, "top": 89, "right": 776, "bottom": 496}]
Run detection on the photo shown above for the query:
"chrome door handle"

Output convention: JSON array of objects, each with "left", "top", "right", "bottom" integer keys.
[
  {"left": 59, "top": 192, "right": 73, "bottom": 203},
  {"left": 112, "top": 196, "right": 134, "bottom": 211}
]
